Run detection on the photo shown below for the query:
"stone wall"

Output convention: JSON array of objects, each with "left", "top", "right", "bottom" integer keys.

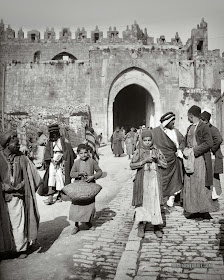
[
  {"left": 5, "top": 61, "right": 90, "bottom": 111},
  {"left": 179, "top": 87, "right": 220, "bottom": 135},
  {"left": 0, "top": 41, "right": 90, "bottom": 63},
  {"left": 3, "top": 45, "right": 224, "bottom": 140}
]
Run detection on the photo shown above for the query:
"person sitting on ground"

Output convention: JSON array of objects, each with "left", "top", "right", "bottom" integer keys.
[
  {"left": 130, "top": 129, "right": 167, "bottom": 239},
  {"left": 69, "top": 144, "right": 102, "bottom": 235}
]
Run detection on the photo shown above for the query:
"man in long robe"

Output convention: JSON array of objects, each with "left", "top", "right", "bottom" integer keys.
[
  {"left": 200, "top": 111, "right": 223, "bottom": 198},
  {"left": 183, "top": 106, "right": 219, "bottom": 219},
  {"left": 0, "top": 130, "right": 42, "bottom": 258},
  {"left": 152, "top": 112, "right": 184, "bottom": 207},
  {"left": 40, "top": 123, "right": 76, "bottom": 205},
  {"left": 112, "top": 127, "right": 124, "bottom": 157}
]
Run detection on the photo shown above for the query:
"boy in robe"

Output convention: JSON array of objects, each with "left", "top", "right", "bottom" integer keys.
[{"left": 69, "top": 144, "right": 102, "bottom": 235}]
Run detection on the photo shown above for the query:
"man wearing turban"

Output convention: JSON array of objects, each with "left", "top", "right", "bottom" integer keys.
[
  {"left": 40, "top": 123, "right": 76, "bottom": 205},
  {"left": 0, "top": 130, "right": 42, "bottom": 258},
  {"left": 152, "top": 112, "right": 184, "bottom": 207},
  {"left": 183, "top": 106, "right": 219, "bottom": 219}
]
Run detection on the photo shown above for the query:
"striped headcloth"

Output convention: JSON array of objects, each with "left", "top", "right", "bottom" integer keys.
[
  {"left": 160, "top": 112, "right": 175, "bottom": 127},
  {"left": 85, "top": 127, "right": 99, "bottom": 162}
]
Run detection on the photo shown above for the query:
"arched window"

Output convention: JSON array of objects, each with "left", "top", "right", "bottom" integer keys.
[
  {"left": 51, "top": 52, "right": 77, "bottom": 61},
  {"left": 34, "top": 51, "right": 41, "bottom": 62}
]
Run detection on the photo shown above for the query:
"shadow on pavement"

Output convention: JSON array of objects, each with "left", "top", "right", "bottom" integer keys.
[
  {"left": 37, "top": 216, "right": 70, "bottom": 253},
  {"left": 93, "top": 207, "right": 116, "bottom": 228}
]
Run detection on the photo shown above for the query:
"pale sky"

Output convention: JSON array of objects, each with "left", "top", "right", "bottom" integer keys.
[{"left": 1, "top": 0, "right": 224, "bottom": 53}]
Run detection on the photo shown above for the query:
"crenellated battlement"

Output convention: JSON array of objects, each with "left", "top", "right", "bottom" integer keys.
[
  {"left": 0, "top": 19, "right": 184, "bottom": 47},
  {"left": 0, "top": 18, "right": 221, "bottom": 66}
]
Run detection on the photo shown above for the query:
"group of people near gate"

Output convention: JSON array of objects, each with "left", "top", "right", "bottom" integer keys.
[
  {"left": 0, "top": 104, "right": 223, "bottom": 259},
  {"left": 0, "top": 123, "right": 102, "bottom": 259},
  {"left": 111, "top": 126, "right": 143, "bottom": 158},
  {"left": 130, "top": 105, "right": 223, "bottom": 239}
]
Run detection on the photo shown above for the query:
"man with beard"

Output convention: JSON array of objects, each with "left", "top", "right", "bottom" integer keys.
[
  {"left": 42, "top": 124, "right": 76, "bottom": 205},
  {"left": 152, "top": 112, "right": 184, "bottom": 207},
  {"left": 183, "top": 106, "right": 219, "bottom": 219},
  {"left": 0, "top": 130, "right": 42, "bottom": 258}
]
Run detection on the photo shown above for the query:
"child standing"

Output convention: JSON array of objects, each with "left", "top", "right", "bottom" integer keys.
[
  {"left": 69, "top": 144, "right": 102, "bottom": 235},
  {"left": 125, "top": 133, "right": 134, "bottom": 159},
  {"left": 130, "top": 129, "right": 167, "bottom": 238}
]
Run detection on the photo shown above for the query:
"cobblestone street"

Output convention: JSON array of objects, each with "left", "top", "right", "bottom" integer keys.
[{"left": 1, "top": 145, "right": 224, "bottom": 280}]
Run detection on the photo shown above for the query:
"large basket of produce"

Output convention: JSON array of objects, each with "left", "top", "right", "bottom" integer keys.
[{"left": 62, "top": 181, "right": 102, "bottom": 202}]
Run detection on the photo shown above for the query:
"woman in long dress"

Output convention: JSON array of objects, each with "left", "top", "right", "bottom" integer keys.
[{"left": 131, "top": 129, "right": 167, "bottom": 238}]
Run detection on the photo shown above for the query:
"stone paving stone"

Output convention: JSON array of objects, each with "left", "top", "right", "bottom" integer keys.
[
  {"left": 130, "top": 173, "right": 224, "bottom": 280},
  {"left": 68, "top": 165, "right": 135, "bottom": 280},
  {"left": 134, "top": 276, "right": 158, "bottom": 280},
  {"left": 189, "top": 274, "right": 222, "bottom": 279}
]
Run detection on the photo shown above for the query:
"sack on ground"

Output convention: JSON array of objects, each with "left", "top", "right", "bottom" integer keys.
[{"left": 62, "top": 181, "right": 102, "bottom": 202}]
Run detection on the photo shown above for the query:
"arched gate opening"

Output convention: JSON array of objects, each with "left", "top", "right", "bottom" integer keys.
[
  {"left": 107, "top": 68, "right": 161, "bottom": 139},
  {"left": 113, "top": 84, "right": 154, "bottom": 132}
]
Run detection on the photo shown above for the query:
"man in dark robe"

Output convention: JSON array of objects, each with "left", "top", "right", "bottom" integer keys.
[
  {"left": 183, "top": 106, "right": 219, "bottom": 219},
  {"left": 0, "top": 130, "right": 42, "bottom": 258},
  {"left": 200, "top": 111, "right": 223, "bottom": 198},
  {"left": 40, "top": 124, "right": 76, "bottom": 205},
  {"left": 112, "top": 127, "right": 124, "bottom": 157},
  {"left": 152, "top": 112, "right": 184, "bottom": 207}
]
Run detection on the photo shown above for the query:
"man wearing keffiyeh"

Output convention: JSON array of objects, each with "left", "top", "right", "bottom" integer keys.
[
  {"left": 152, "top": 112, "right": 184, "bottom": 208},
  {"left": 85, "top": 126, "right": 100, "bottom": 163}
]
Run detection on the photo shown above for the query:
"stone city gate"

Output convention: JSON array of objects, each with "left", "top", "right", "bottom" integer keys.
[{"left": 107, "top": 68, "right": 161, "bottom": 137}]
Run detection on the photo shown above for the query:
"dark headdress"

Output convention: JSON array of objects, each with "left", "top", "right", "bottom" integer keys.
[
  {"left": 188, "top": 105, "right": 201, "bottom": 117},
  {"left": 0, "top": 130, "right": 17, "bottom": 148},
  {"left": 200, "top": 111, "right": 211, "bottom": 122},
  {"left": 160, "top": 112, "right": 175, "bottom": 127},
  {"left": 48, "top": 123, "right": 60, "bottom": 132}
]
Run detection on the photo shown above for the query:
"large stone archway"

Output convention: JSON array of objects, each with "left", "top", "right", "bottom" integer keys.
[{"left": 107, "top": 69, "right": 161, "bottom": 138}]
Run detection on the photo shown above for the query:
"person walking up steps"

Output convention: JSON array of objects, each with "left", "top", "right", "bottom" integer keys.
[{"left": 130, "top": 129, "right": 167, "bottom": 238}]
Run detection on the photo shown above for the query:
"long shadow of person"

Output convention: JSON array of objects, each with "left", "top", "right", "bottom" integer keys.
[{"left": 36, "top": 216, "right": 70, "bottom": 253}]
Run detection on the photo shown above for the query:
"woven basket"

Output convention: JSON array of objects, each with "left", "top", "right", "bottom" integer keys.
[{"left": 62, "top": 181, "right": 102, "bottom": 202}]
